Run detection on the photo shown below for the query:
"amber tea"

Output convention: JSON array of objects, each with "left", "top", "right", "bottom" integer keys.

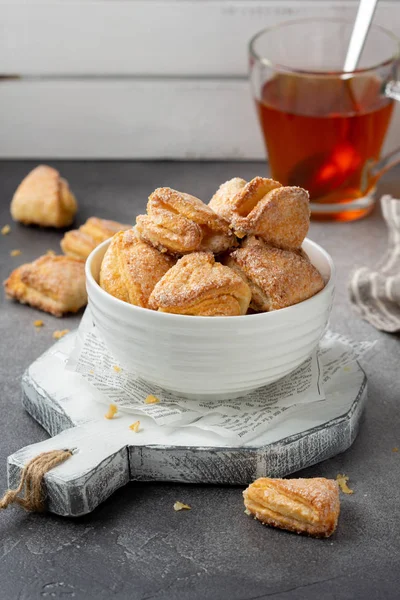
[
  {"left": 249, "top": 19, "right": 400, "bottom": 221},
  {"left": 256, "top": 73, "right": 394, "bottom": 220}
]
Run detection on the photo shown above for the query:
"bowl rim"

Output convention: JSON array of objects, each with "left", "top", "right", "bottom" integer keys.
[{"left": 86, "top": 237, "right": 335, "bottom": 322}]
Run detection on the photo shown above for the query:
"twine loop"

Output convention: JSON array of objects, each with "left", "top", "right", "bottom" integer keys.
[{"left": 0, "top": 449, "right": 73, "bottom": 512}]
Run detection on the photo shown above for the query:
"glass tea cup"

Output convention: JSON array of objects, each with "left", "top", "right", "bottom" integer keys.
[{"left": 249, "top": 19, "right": 400, "bottom": 221}]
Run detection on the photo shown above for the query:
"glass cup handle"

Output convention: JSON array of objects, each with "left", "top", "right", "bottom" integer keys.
[
  {"left": 385, "top": 79, "right": 400, "bottom": 101},
  {"left": 367, "top": 80, "right": 400, "bottom": 184}
]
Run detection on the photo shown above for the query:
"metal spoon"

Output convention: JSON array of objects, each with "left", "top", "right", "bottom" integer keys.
[
  {"left": 344, "top": 0, "right": 379, "bottom": 73},
  {"left": 288, "top": 0, "right": 379, "bottom": 198}
]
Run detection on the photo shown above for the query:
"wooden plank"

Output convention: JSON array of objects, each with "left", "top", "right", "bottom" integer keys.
[
  {"left": 0, "top": 78, "right": 265, "bottom": 159},
  {"left": 2, "top": 1, "right": 399, "bottom": 77},
  {"left": 1, "top": 77, "right": 398, "bottom": 159}
]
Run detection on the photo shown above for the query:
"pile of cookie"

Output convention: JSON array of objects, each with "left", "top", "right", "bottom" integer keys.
[
  {"left": 2, "top": 166, "right": 343, "bottom": 540},
  {"left": 3, "top": 165, "right": 325, "bottom": 318},
  {"left": 100, "top": 178, "right": 324, "bottom": 316},
  {"left": 4, "top": 165, "right": 130, "bottom": 316}
]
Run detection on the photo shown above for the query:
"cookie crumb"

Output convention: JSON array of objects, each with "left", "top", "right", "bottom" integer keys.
[
  {"left": 113, "top": 365, "right": 122, "bottom": 373},
  {"left": 174, "top": 501, "right": 191, "bottom": 511},
  {"left": 53, "top": 329, "right": 70, "bottom": 340},
  {"left": 392, "top": 447, "right": 399, "bottom": 453},
  {"left": 144, "top": 394, "right": 160, "bottom": 404},
  {"left": 33, "top": 320, "right": 44, "bottom": 327},
  {"left": 129, "top": 420, "right": 140, "bottom": 432},
  {"left": 10, "top": 249, "right": 21, "bottom": 256},
  {"left": 336, "top": 474, "right": 354, "bottom": 494},
  {"left": 46, "top": 249, "right": 56, "bottom": 256},
  {"left": 105, "top": 403, "right": 118, "bottom": 419},
  {"left": 1, "top": 224, "right": 10, "bottom": 235}
]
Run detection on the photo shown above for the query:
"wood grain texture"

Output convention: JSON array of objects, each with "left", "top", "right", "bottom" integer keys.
[
  {"left": 0, "top": 79, "right": 263, "bottom": 160},
  {"left": 1, "top": 78, "right": 398, "bottom": 160},
  {"left": 1, "top": 1, "right": 399, "bottom": 159},
  {"left": 6, "top": 333, "right": 368, "bottom": 516},
  {"left": 1, "top": 1, "right": 398, "bottom": 76}
]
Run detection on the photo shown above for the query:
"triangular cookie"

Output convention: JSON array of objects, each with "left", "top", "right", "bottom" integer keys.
[
  {"left": 226, "top": 237, "right": 325, "bottom": 311},
  {"left": 148, "top": 251, "right": 251, "bottom": 316},
  {"left": 210, "top": 176, "right": 310, "bottom": 250},
  {"left": 100, "top": 230, "right": 175, "bottom": 307},
  {"left": 136, "top": 187, "right": 235, "bottom": 255},
  {"left": 4, "top": 254, "right": 87, "bottom": 316},
  {"left": 10, "top": 165, "right": 77, "bottom": 228},
  {"left": 243, "top": 477, "right": 340, "bottom": 537},
  {"left": 61, "top": 217, "right": 131, "bottom": 260}
]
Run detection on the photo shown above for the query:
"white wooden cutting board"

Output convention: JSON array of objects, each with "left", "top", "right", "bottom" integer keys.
[{"left": 6, "top": 332, "right": 367, "bottom": 517}]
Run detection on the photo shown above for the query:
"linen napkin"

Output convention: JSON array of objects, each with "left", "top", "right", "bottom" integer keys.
[{"left": 349, "top": 195, "right": 400, "bottom": 332}]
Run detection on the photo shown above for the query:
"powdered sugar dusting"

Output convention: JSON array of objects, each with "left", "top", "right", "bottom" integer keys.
[
  {"left": 148, "top": 252, "right": 251, "bottom": 315},
  {"left": 227, "top": 241, "right": 324, "bottom": 311}
]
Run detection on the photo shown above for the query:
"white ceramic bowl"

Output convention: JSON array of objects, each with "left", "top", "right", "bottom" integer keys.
[{"left": 86, "top": 238, "right": 335, "bottom": 400}]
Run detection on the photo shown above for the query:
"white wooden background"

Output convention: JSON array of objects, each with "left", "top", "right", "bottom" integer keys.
[{"left": 1, "top": 0, "right": 399, "bottom": 159}]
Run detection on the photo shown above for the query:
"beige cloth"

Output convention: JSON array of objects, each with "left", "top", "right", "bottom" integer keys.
[{"left": 349, "top": 195, "right": 400, "bottom": 332}]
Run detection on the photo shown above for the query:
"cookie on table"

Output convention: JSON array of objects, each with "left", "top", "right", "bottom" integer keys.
[
  {"left": 4, "top": 255, "right": 87, "bottom": 317},
  {"left": 61, "top": 217, "right": 132, "bottom": 260},
  {"left": 10, "top": 165, "right": 77, "bottom": 228},
  {"left": 243, "top": 477, "right": 340, "bottom": 538}
]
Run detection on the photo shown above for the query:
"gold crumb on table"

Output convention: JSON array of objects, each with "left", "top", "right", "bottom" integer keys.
[
  {"left": 336, "top": 474, "right": 354, "bottom": 494},
  {"left": 10, "top": 249, "right": 21, "bottom": 256},
  {"left": 33, "top": 320, "right": 44, "bottom": 327},
  {"left": 105, "top": 403, "right": 118, "bottom": 419},
  {"left": 144, "top": 394, "right": 160, "bottom": 404},
  {"left": 174, "top": 501, "right": 191, "bottom": 511},
  {"left": 113, "top": 365, "right": 122, "bottom": 373},
  {"left": 1, "top": 224, "right": 10, "bottom": 235},
  {"left": 129, "top": 420, "right": 141, "bottom": 432},
  {"left": 392, "top": 447, "right": 399, "bottom": 453},
  {"left": 52, "top": 329, "right": 70, "bottom": 340}
]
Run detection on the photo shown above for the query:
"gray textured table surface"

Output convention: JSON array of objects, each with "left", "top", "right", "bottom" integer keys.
[{"left": 0, "top": 161, "right": 399, "bottom": 600}]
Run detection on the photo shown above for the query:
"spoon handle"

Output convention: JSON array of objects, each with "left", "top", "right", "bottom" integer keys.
[{"left": 344, "top": 0, "right": 379, "bottom": 72}]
